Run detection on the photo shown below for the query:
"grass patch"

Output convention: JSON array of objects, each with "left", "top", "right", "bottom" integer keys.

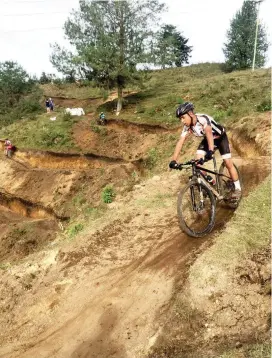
[
  {"left": 41, "top": 83, "right": 104, "bottom": 99},
  {"left": 135, "top": 192, "right": 173, "bottom": 209},
  {"left": 101, "top": 185, "right": 115, "bottom": 203},
  {"left": 218, "top": 343, "right": 271, "bottom": 358},
  {"left": 0, "top": 111, "right": 79, "bottom": 151},
  {"left": 66, "top": 222, "right": 84, "bottom": 238},
  {"left": 143, "top": 147, "right": 159, "bottom": 169},
  {"left": 102, "top": 66, "right": 270, "bottom": 127}
]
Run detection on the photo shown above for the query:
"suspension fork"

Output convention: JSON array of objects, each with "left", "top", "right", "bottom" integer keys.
[
  {"left": 190, "top": 172, "right": 205, "bottom": 211},
  {"left": 212, "top": 157, "right": 220, "bottom": 193}
]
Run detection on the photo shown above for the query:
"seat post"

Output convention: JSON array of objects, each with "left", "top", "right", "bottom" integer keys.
[{"left": 213, "top": 156, "right": 218, "bottom": 173}]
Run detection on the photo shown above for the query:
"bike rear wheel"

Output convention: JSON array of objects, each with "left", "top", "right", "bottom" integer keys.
[
  {"left": 218, "top": 162, "right": 242, "bottom": 207},
  {"left": 177, "top": 181, "right": 216, "bottom": 238}
]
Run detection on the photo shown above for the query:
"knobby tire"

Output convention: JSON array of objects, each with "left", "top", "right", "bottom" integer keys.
[{"left": 177, "top": 180, "right": 216, "bottom": 238}]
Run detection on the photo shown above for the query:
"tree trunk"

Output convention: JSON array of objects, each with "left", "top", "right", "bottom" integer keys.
[
  {"left": 116, "top": 85, "right": 123, "bottom": 114},
  {"left": 116, "top": 2, "right": 125, "bottom": 116}
]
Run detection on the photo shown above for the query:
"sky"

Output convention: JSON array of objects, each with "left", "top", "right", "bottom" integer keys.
[{"left": 0, "top": 0, "right": 271, "bottom": 77}]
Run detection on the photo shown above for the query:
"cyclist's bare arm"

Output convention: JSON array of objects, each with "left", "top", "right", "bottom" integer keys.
[
  {"left": 204, "top": 125, "right": 214, "bottom": 151},
  {"left": 172, "top": 135, "right": 187, "bottom": 161}
]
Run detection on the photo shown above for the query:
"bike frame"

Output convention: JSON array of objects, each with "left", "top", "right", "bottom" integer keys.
[{"left": 183, "top": 157, "right": 232, "bottom": 201}]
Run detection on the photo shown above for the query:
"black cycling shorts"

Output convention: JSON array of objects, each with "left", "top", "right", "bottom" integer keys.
[{"left": 196, "top": 132, "right": 231, "bottom": 159}]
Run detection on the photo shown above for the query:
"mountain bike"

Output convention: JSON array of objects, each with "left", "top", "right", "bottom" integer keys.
[{"left": 173, "top": 155, "right": 242, "bottom": 238}]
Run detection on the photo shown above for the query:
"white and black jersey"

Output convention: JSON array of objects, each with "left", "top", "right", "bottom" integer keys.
[{"left": 180, "top": 114, "right": 225, "bottom": 138}]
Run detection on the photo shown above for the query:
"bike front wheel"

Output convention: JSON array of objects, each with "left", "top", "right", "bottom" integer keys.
[{"left": 177, "top": 181, "right": 216, "bottom": 238}]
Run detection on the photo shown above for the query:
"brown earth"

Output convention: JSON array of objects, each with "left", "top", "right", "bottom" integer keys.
[{"left": 0, "top": 110, "right": 270, "bottom": 358}]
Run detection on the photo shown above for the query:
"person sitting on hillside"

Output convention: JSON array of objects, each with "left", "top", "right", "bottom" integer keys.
[
  {"left": 169, "top": 102, "right": 241, "bottom": 200},
  {"left": 4, "top": 138, "right": 14, "bottom": 157}
]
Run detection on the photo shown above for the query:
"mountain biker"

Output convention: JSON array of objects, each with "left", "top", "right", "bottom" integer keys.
[
  {"left": 169, "top": 102, "right": 241, "bottom": 199},
  {"left": 98, "top": 112, "right": 106, "bottom": 125}
]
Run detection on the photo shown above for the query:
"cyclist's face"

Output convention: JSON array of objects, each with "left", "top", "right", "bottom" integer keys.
[{"left": 179, "top": 113, "right": 191, "bottom": 125}]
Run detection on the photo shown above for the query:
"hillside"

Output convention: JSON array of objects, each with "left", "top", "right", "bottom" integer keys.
[{"left": 0, "top": 64, "right": 270, "bottom": 358}]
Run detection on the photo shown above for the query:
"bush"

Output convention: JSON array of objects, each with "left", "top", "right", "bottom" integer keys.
[
  {"left": 136, "top": 103, "right": 145, "bottom": 113},
  {"left": 102, "top": 185, "right": 115, "bottom": 203},
  {"left": 256, "top": 98, "right": 271, "bottom": 112},
  {"left": 18, "top": 98, "right": 42, "bottom": 114},
  {"left": 63, "top": 112, "right": 73, "bottom": 122},
  {"left": 144, "top": 147, "right": 159, "bottom": 169},
  {"left": 67, "top": 223, "right": 84, "bottom": 238}
]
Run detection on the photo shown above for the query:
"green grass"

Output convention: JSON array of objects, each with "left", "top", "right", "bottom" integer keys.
[
  {"left": 99, "top": 65, "right": 270, "bottom": 127},
  {"left": 101, "top": 185, "right": 116, "bottom": 203},
  {"left": 66, "top": 222, "right": 84, "bottom": 239},
  {"left": 218, "top": 343, "right": 271, "bottom": 358},
  {"left": 1, "top": 63, "right": 270, "bottom": 154},
  {"left": 0, "top": 110, "right": 79, "bottom": 151},
  {"left": 41, "top": 83, "right": 105, "bottom": 99}
]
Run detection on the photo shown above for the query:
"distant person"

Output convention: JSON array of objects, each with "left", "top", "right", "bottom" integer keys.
[
  {"left": 45, "top": 98, "right": 50, "bottom": 113},
  {"left": 4, "top": 138, "right": 15, "bottom": 158},
  {"left": 97, "top": 112, "right": 107, "bottom": 125},
  {"left": 49, "top": 98, "right": 54, "bottom": 112}
]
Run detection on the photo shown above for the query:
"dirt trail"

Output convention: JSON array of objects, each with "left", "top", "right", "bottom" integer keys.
[{"left": 0, "top": 150, "right": 270, "bottom": 358}]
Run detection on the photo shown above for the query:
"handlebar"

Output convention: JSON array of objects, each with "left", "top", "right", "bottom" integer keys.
[{"left": 173, "top": 158, "right": 208, "bottom": 170}]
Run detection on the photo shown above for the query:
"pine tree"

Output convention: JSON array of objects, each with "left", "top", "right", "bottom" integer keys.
[
  {"left": 154, "top": 25, "right": 192, "bottom": 69},
  {"left": 223, "top": 0, "right": 269, "bottom": 72}
]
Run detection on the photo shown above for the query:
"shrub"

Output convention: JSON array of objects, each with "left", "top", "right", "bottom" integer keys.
[
  {"left": 256, "top": 98, "right": 271, "bottom": 112},
  {"left": 63, "top": 112, "right": 73, "bottom": 122},
  {"left": 144, "top": 147, "right": 159, "bottom": 169},
  {"left": 102, "top": 185, "right": 115, "bottom": 203},
  {"left": 67, "top": 223, "right": 84, "bottom": 238},
  {"left": 136, "top": 103, "right": 145, "bottom": 113}
]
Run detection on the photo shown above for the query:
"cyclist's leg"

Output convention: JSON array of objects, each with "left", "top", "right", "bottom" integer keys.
[
  {"left": 196, "top": 139, "right": 209, "bottom": 178},
  {"left": 218, "top": 134, "right": 241, "bottom": 195}
]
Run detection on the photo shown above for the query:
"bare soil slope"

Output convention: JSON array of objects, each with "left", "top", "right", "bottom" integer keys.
[{"left": 0, "top": 111, "right": 270, "bottom": 358}]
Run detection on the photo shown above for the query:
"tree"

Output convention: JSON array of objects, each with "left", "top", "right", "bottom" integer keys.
[
  {"left": 0, "top": 61, "right": 32, "bottom": 96},
  {"left": 0, "top": 61, "right": 34, "bottom": 111},
  {"left": 39, "top": 72, "right": 57, "bottom": 84},
  {"left": 223, "top": 0, "right": 269, "bottom": 71},
  {"left": 50, "top": 0, "right": 166, "bottom": 113},
  {"left": 0, "top": 62, "right": 42, "bottom": 127},
  {"left": 154, "top": 25, "right": 192, "bottom": 69}
]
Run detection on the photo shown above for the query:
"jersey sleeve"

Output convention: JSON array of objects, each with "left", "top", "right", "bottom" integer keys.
[
  {"left": 197, "top": 114, "right": 213, "bottom": 130},
  {"left": 180, "top": 126, "right": 189, "bottom": 138}
]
